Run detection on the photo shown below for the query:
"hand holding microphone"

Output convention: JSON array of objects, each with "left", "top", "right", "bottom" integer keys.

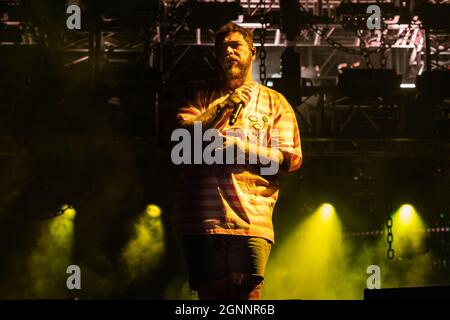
[
  {"left": 225, "top": 83, "right": 253, "bottom": 126},
  {"left": 229, "top": 101, "right": 244, "bottom": 126}
]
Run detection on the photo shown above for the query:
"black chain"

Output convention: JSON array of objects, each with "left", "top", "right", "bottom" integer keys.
[
  {"left": 259, "top": 0, "right": 267, "bottom": 85},
  {"left": 309, "top": 23, "right": 361, "bottom": 55},
  {"left": 357, "top": 29, "right": 374, "bottom": 69},
  {"left": 299, "top": 4, "right": 360, "bottom": 55},
  {"left": 386, "top": 216, "right": 394, "bottom": 259}
]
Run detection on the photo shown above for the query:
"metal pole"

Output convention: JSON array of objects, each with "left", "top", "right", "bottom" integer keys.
[
  {"left": 88, "top": 0, "right": 102, "bottom": 89},
  {"left": 424, "top": 27, "right": 432, "bottom": 71}
]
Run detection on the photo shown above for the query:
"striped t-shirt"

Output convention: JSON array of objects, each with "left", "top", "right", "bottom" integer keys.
[{"left": 171, "top": 80, "right": 302, "bottom": 243}]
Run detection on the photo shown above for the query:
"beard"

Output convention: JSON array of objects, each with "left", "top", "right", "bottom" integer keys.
[{"left": 221, "top": 55, "right": 252, "bottom": 81}]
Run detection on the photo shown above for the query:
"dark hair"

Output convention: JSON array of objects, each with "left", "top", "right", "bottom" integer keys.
[{"left": 214, "top": 22, "right": 254, "bottom": 49}]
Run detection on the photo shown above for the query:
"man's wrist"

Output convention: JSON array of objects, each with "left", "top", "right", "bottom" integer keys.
[{"left": 214, "top": 102, "right": 226, "bottom": 118}]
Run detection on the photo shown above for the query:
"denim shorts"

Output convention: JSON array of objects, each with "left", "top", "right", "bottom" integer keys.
[{"left": 181, "top": 234, "right": 272, "bottom": 290}]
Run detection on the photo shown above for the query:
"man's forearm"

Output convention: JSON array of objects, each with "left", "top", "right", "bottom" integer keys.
[{"left": 179, "top": 101, "right": 230, "bottom": 131}]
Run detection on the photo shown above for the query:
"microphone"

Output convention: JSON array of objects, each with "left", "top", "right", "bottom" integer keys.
[
  {"left": 228, "top": 101, "right": 244, "bottom": 126},
  {"left": 228, "top": 81, "right": 255, "bottom": 126}
]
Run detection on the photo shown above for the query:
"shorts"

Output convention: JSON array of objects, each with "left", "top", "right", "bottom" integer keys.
[{"left": 181, "top": 234, "right": 272, "bottom": 291}]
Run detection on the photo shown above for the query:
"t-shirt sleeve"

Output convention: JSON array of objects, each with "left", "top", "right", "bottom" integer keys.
[
  {"left": 271, "top": 94, "right": 303, "bottom": 173},
  {"left": 175, "top": 81, "right": 206, "bottom": 127}
]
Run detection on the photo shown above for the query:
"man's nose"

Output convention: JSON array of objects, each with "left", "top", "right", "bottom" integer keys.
[{"left": 226, "top": 46, "right": 234, "bottom": 54}]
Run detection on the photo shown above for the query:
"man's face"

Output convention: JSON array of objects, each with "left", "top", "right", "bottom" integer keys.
[{"left": 216, "top": 32, "right": 255, "bottom": 81}]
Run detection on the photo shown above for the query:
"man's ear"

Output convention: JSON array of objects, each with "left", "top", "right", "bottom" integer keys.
[{"left": 251, "top": 47, "right": 256, "bottom": 59}]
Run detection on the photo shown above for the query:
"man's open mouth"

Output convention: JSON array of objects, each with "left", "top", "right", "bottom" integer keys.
[{"left": 225, "top": 57, "right": 239, "bottom": 63}]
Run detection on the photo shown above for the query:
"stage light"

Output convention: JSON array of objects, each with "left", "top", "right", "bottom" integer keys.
[
  {"left": 320, "top": 203, "right": 335, "bottom": 222},
  {"left": 264, "top": 203, "right": 347, "bottom": 299},
  {"left": 47, "top": 205, "right": 77, "bottom": 245},
  {"left": 62, "top": 204, "right": 76, "bottom": 220},
  {"left": 399, "top": 204, "right": 414, "bottom": 224},
  {"left": 121, "top": 205, "right": 165, "bottom": 280},
  {"left": 146, "top": 204, "right": 161, "bottom": 218},
  {"left": 27, "top": 205, "right": 77, "bottom": 297},
  {"left": 400, "top": 83, "right": 416, "bottom": 89},
  {"left": 391, "top": 204, "right": 427, "bottom": 256}
]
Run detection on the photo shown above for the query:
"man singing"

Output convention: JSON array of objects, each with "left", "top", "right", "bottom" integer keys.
[{"left": 171, "top": 22, "right": 302, "bottom": 300}]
